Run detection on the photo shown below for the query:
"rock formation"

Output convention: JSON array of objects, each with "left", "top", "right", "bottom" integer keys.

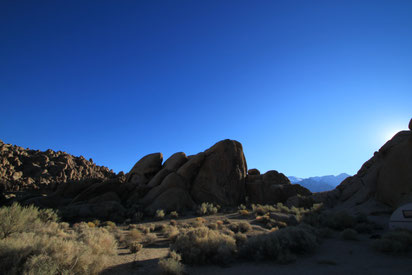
[
  {"left": 314, "top": 119, "right": 412, "bottom": 215},
  {"left": 5, "top": 138, "right": 309, "bottom": 220},
  {"left": 0, "top": 140, "right": 115, "bottom": 192},
  {"left": 246, "top": 170, "right": 311, "bottom": 204}
]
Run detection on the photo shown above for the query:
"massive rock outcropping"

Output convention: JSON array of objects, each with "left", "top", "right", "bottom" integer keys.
[
  {"left": 0, "top": 140, "right": 115, "bottom": 192},
  {"left": 8, "top": 139, "right": 309, "bottom": 220},
  {"left": 314, "top": 119, "right": 412, "bottom": 215}
]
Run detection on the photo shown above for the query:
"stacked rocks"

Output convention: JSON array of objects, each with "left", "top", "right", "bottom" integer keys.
[
  {"left": 0, "top": 140, "right": 115, "bottom": 192},
  {"left": 245, "top": 169, "right": 311, "bottom": 204}
]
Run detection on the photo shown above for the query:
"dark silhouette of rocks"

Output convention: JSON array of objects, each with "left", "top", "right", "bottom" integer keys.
[
  {"left": 246, "top": 170, "right": 311, "bottom": 204},
  {"left": 5, "top": 139, "right": 309, "bottom": 220},
  {"left": 0, "top": 140, "right": 115, "bottom": 192},
  {"left": 313, "top": 119, "right": 412, "bottom": 214}
]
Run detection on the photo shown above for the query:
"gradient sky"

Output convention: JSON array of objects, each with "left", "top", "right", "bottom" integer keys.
[{"left": 1, "top": 0, "right": 411, "bottom": 178}]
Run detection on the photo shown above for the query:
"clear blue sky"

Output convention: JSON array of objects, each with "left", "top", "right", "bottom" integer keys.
[{"left": 1, "top": 0, "right": 411, "bottom": 178}]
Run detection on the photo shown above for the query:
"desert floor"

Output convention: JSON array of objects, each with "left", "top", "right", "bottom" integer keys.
[{"left": 100, "top": 213, "right": 412, "bottom": 275}]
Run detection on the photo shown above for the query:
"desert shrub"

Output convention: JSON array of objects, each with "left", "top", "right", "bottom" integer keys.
[
  {"left": 228, "top": 223, "right": 239, "bottom": 233},
  {"left": 144, "top": 233, "right": 157, "bottom": 244},
  {"left": 87, "top": 221, "right": 96, "bottom": 228},
  {"left": 340, "top": 229, "right": 358, "bottom": 241},
  {"left": 171, "top": 226, "right": 237, "bottom": 265},
  {"left": 0, "top": 203, "right": 45, "bottom": 239},
  {"left": 103, "top": 221, "right": 116, "bottom": 229},
  {"left": 227, "top": 222, "right": 251, "bottom": 233},
  {"left": 208, "top": 223, "right": 218, "bottom": 230},
  {"left": 235, "top": 232, "right": 248, "bottom": 246},
  {"left": 321, "top": 211, "right": 355, "bottom": 230},
  {"left": 91, "top": 219, "right": 101, "bottom": 227},
  {"left": 128, "top": 229, "right": 143, "bottom": 241},
  {"left": 196, "top": 202, "right": 219, "bottom": 216},
  {"left": 37, "top": 208, "right": 59, "bottom": 223},
  {"left": 252, "top": 204, "right": 275, "bottom": 215},
  {"left": 128, "top": 224, "right": 137, "bottom": 230},
  {"left": 129, "top": 241, "right": 143, "bottom": 253},
  {"left": 169, "top": 211, "right": 179, "bottom": 218},
  {"left": 158, "top": 251, "right": 184, "bottom": 275},
  {"left": 372, "top": 229, "right": 412, "bottom": 254},
  {"left": 216, "top": 220, "right": 224, "bottom": 229},
  {"left": 0, "top": 216, "right": 117, "bottom": 275},
  {"left": 162, "top": 225, "right": 180, "bottom": 241},
  {"left": 239, "top": 224, "right": 319, "bottom": 263},
  {"left": 156, "top": 209, "right": 165, "bottom": 220}
]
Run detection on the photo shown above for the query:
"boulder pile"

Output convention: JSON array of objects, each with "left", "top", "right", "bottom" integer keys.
[
  {"left": 0, "top": 140, "right": 116, "bottom": 192},
  {"left": 10, "top": 139, "right": 310, "bottom": 221}
]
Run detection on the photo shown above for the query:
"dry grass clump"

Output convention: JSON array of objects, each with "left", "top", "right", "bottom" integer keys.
[
  {"left": 239, "top": 224, "right": 319, "bottom": 263},
  {"left": 129, "top": 241, "right": 143, "bottom": 253},
  {"left": 162, "top": 225, "right": 180, "bottom": 241},
  {"left": 156, "top": 209, "right": 166, "bottom": 220},
  {"left": 171, "top": 226, "right": 237, "bottom": 265},
  {"left": 144, "top": 232, "right": 158, "bottom": 245},
  {"left": 340, "top": 228, "right": 359, "bottom": 241},
  {"left": 196, "top": 202, "right": 219, "bottom": 216},
  {"left": 103, "top": 221, "right": 116, "bottom": 229},
  {"left": 372, "top": 229, "right": 412, "bottom": 254},
  {"left": 0, "top": 204, "right": 117, "bottom": 274},
  {"left": 169, "top": 211, "right": 179, "bottom": 219},
  {"left": 227, "top": 221, "right": 252, "bottom": 233},
  {"left": 234, "top": 232, "right": 248, "bottom": 246},
  {"left": 158, "top": 251, "right": 185, "bottom": 275},
  {"left": 252, "top": 203, "right": 323, "bottom": 222}
]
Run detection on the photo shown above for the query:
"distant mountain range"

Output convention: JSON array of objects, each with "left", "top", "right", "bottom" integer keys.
[{"left": 288, "top": 173, "right": 350, "bottom": 193}]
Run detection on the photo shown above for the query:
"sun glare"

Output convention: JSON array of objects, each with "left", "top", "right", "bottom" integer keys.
[{"left": 383, "top": 128, "right": 402, "bottom": 142}]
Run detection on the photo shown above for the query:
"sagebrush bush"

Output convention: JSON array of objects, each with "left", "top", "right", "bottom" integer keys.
[
  {"left": 196, "top": 202, "right": 219, "bottom": 216},
  {"left": 129, "top": 241, "right": 143, "bottom": 253},
  {"left": 372, "top": 229, "right": 412, "bottom": 254},
  {"left": 156, "top": 209, "right": 165, "bottom": 219},
  {"left": 0, "top": 204, "right": 117, "bottom": 275},
  {"left": 144, "top": 233, "right": 157, "bottom": 244},
  {"left": 158, "top": 251, "right": 184, "bottom": 275},
  {"left": 171, "top": 226, "right": 237, "bottom": 265},
  {"left": 162, "top": 225, "right": 180, "bottom": 241},
  {"left": 239, "top": 224, "right": 319, "bottom": 263},
  {"left": 0, "top": 203, "right": 58, "bottom": 239},
  {"left": 169, "top": 211, "right": 179, "bottom": 218}
]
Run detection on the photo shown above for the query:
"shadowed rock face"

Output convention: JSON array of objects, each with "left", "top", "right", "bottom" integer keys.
[
  {"left": 246, "top": 170, "right": 311, "bottom": 204},
  {"left": 313, "top": 120, "right": 412, "bottom": 215},
  {"left": 190, "top": 139, "right": 247, "bottom": 206}
]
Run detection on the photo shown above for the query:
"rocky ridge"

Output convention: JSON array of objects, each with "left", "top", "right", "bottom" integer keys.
[
  {"left": 0, "top": 140, "right": 116, "bottom": 192},
  {"left": 6, "top": 139, "right": 309, "bottom": 221}
]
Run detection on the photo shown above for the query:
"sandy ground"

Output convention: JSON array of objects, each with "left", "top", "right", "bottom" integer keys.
[{"left": 100, "top": 221, "right": 412, "bottom": 275}]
